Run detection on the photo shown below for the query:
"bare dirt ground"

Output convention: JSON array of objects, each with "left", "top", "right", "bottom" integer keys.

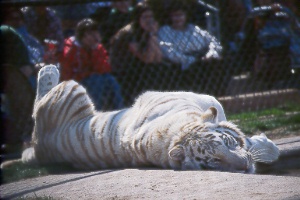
[
  {"left": 1, "top": 169, "right": 300, "bottom": 200},
  {"left": 1, "top": 137, "right": 300, "bottom": 200}
]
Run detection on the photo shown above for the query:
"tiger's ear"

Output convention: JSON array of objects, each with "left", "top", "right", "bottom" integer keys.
[
  {"left": 169, "top": 145, "right": 185, "bottom": 161},
  {"left": 201, "top": 107, "right": 218, "bottom": 123}
]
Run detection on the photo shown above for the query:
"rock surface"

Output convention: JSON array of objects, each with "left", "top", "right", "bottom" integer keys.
[
  {"left": 1, "top": 169, "right": 300, "bottom": 200},
  {"left": 1, "top": 137, "right": 300, "bottom": 200}
]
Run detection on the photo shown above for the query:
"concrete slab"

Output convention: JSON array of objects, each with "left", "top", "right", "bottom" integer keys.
[
  {"left": 1, "top": 136, "right": 300, "bottom": 200},
  {"left": 1, "top": 169, "right": 300, "bottom": 200}
]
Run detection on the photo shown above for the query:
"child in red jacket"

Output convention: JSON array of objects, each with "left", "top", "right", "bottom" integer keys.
[{"left": 61, "top": 18, "right": 123, "bottom": 110}]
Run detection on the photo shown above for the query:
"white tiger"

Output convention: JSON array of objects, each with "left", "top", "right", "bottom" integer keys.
[{"left": 3, "top": 65, "right": 280, "bottom": 173}]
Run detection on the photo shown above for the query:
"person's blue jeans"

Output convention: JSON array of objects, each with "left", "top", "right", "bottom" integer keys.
[
  {"left": 29, "top": 75, "right": 37, "bottom": 91},
  {"left": 81, "top": 73, "right": 124, "bottom": 111}
]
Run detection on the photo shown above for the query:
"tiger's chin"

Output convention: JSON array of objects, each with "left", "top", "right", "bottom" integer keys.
[
  {"left": 208, "top": 164, "right": 255, "bottom": 174},
  {"left": 205, "top": 163, "right": 256, "bottom": 174},
  {"left": 215, "top": 155, "right": 256, "bottom": 174},
  {"left": 223, "top": 163, "right": 256, "bottom": 174}
]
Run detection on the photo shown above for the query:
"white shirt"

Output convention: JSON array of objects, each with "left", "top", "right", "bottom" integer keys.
[{"left": 158, "top": 24, "right": 222, "bottom": 70}]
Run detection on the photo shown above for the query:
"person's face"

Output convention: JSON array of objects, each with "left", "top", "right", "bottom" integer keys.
[
  {"left": 170, "top": 10, "right": 187, "bottom": 30},
  {"left": 139, "top": 10, "right": 155, "bottom": 32},
  {"left": 81, "top": 30, "right": 101, "bottom": 49}
]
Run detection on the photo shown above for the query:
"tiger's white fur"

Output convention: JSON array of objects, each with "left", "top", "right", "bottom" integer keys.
[{"left": 9, "top": 65, "right": 280, "bottom": 173}]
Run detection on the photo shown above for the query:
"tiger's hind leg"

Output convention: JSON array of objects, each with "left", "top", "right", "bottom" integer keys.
[
  {"left": 35, "top": 64, "right": 60, "bottom": 103},
  {"left": 19, "top": 65, "right": 60, "bottom": 167}
]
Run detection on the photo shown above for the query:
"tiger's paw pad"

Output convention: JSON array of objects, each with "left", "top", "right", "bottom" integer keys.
[{"left": 36, "top": 64, "right": 60, "bottom": 100}]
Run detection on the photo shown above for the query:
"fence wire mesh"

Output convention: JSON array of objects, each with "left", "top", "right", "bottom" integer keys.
[{"left": 1, "top": 0, "right": 300, "bottom": 153}]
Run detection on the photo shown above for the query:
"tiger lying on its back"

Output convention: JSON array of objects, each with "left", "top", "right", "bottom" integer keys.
[{"left": 6, "top": 65, "right": 280, "bottom": 173}]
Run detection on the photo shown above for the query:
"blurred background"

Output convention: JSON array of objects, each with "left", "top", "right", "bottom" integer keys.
[{"left": 1, "top": 0, "right": 300, "bottom": 157}]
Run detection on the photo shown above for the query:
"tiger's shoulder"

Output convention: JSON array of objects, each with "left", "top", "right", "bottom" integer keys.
[{"left": 133, "top": 91, "right": 226, "bottom": 122}]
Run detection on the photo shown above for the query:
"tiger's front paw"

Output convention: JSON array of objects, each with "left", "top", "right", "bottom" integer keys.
[{"left": 248, "top": 133, "right": 280, "bottom": 163}]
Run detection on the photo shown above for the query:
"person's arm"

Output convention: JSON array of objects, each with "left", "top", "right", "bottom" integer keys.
[
  {"left": 93, "top": 44, "right": 112, "bottom": 74},
  {"left": 195, "top": 26, "right": 222, "bottom": 60},
  {"left": 129, "top": 21, "right": 163, "bottom": 64},
  {"left": 158, "top": 26, "right": 196, "bottom": 69},
  {"left": 129, "top": 33, "right": 162, "bottom": 64}
]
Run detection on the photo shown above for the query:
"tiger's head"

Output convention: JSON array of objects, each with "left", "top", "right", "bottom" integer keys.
[{"left": 168, "top": 107, "right": 255, "bottom": 173}]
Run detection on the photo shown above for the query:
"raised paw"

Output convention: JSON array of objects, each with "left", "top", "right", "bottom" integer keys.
[{"left": 36, "top": 64, "right": 60, "bottom": 101}]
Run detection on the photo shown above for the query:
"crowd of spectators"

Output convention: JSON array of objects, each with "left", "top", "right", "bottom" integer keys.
[
  {"left": 157, "top": 2, "right": 224, "bottom": 94},
  {"left": 1, "top": 0, "right": 299, "bottom": 150},
  {"left": 61, "top": 18, "right": 124, "bottom": 110},
  {"left": 110, "top": 2, "right": 175, "bottom": 103},
  {"left": 231, "top": 0, "right": 300, "bottom": 89}
]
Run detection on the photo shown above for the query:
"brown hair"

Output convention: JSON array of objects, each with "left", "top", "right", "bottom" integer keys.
[{"left": 75, "top": 18, "right": 99, "bottom": 41}]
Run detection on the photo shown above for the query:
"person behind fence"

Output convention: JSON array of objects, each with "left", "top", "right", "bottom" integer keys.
[
  {"left": 236, "top": 3, "right": 299, "bottom": 89},
  {"left": 218, "top": 0, "right": 252, "bottom": 54},
  {"left": 91, "top": 0, "right": 135, "bottom": 49},
  {"left": 110, "top": 2, "right": 176, "bottom": 105},
  {"left": 22, "top": 6, "right": 64, "bottom": 64},
  {"left": 54, "top": 2, "right": 101, "bottom": 38},
  {"left": 60, "top": 18, "right": 124, "bottom": 110},
  {"left": 1, "top": 24, "right": 37, "bottom": 89},
  {"left": 1, "top": 25, "right": 35, "bottom": 148},
  {"left": 157, "top": 1, "right": 225, "bottom": 95},
  {"left": 3, "top": 7, "right": 45, "bottom": 69}
]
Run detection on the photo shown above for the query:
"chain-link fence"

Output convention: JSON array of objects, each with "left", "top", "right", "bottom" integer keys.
[{"left": 1, "top": 0, "right": 300, "bottom": 153}]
